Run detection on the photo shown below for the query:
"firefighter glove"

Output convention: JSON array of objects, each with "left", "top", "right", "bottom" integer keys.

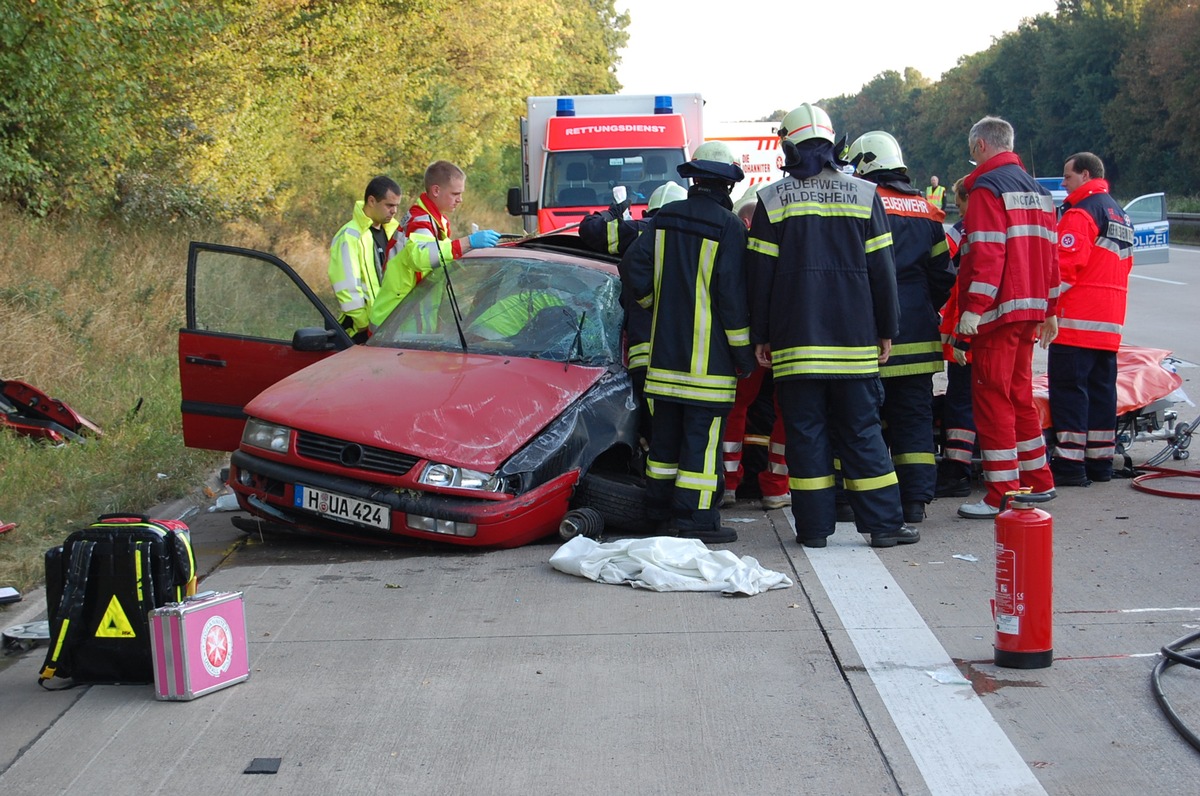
[
  {"left": 956, "top": 311, "right": 981, "bottom": 336},
  {"left": 608, "top": 198, "right": 631, "bottom": 218},
  {"left": 469, "top": 229, "right": 501, "bottom": 249},
  {"left": 734, "top": 347, "right": 757, "bottom": 379},
  {"left": 952, "top": 346, "right": 968, "bottom": 367}
]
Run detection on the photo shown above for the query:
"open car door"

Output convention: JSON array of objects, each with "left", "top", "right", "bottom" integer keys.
[
  {"left": 1125, "top": 192, "right": 1170, "bottom": 265},
  {"left": 179, "top": 242, "right": 353, "bottom": 451}
]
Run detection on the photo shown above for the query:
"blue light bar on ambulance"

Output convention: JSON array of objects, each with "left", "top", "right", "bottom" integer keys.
[
  {"left": 654, "top": 95, "right": 673, "bottom": 114},
  {"left": 556, "top": 98, "right": 576, "bottom": 117}
]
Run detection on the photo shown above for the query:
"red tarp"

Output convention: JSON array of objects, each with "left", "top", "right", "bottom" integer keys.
[{"left": 1032, "top": 344, "right": 1183, "bottom": 429}]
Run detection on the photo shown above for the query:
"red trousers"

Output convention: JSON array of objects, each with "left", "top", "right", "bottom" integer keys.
[
  {"left": 971, "top": 321, "right": 1054, "bottom": 507},
  {"left": 722, "top": 366, "right": 788, "bottom": 497}
]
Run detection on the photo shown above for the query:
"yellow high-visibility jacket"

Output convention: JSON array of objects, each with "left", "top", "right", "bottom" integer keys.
[{"left": 328, "top": 201, "right": 400, "bottom": 336}]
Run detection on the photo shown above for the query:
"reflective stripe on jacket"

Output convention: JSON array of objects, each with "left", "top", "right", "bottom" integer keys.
[
  {"left": 369, "top": 195, "right": 461, "bottom": 331},
  {"left": 958, "top": 152, "right": 1060, "bottom": 334},
  {"left": 621, "top": 190, "right": 752, "bottom": 406},
  {"left": 746, "top": 167, "right": 899, "bottom": 380},
  {"left": 405, "top": 194, "right": 462, "bottom": 271},
  {"left": 328, "top": 201, "right": 400, "bottom": 336},
  {"left": 1054, "top": 179, "right": 1133, "bottom": 351},
  {"left": 874, "top": 182, "right": 954, "bottom": 378}
]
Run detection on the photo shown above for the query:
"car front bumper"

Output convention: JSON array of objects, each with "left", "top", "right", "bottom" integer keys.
[{"left": 228, "top": 449, "right": 578, "bottom": 548}]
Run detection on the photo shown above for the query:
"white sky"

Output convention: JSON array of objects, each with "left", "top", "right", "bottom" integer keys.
[{"left": 614, "top": 0, "right": 1060, "bottom": 122}]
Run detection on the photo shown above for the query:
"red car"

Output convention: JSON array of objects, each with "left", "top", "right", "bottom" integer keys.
[{"left": 179, "top": 235, "right": 647, "bottom": 547}]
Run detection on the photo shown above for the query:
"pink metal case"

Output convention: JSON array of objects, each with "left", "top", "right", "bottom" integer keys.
[{"left": 149, "top": 591, "right": 249, "bottom": 700}]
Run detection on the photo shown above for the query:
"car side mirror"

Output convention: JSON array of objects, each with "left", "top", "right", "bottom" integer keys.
[
  {"left": 293, "top": 327, "right": 339, "bottom": 352},
  {"left": 507, "top": 187, "right": 537, "bottom": 217}
]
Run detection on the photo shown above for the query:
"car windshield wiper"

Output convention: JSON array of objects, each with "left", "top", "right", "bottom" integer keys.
[
  {"left": 565, "top": 311, "right": 586, "bottom": 371},
  {"left": 441, "top": 262, "right": 468, "bottom": 352}
]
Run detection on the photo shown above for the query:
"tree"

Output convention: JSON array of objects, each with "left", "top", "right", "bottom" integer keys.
[{"left": 0, "top": 1, "right": 219, "bottom": 213}]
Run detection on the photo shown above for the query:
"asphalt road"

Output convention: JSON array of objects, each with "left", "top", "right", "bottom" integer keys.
[
  {"left": 2, "top": 246, "right": 1199, "bottom": 794},
  {"left": 1125, "top": 244, "right": 1200, "bottom": 364}
]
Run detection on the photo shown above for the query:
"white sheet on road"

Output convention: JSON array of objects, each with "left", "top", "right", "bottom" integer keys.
[{"left": 549, "top": 535, "right": 793, "bottom": 595}]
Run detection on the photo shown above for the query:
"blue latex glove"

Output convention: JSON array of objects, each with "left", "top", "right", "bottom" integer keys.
[{"left": 469, "top": 229, "right": 501, "bottom": 249}]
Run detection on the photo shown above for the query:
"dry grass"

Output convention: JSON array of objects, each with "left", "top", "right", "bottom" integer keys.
[{"left": 0, "top": 207, "right": 339, "bottom": 593}]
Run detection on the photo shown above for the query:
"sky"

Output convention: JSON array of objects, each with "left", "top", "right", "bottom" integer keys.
[{"left": 614, "top": 0, "right": 1060, "bottom": 123}]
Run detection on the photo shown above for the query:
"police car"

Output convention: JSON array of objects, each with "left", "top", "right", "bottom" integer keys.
[{"left": 1035, "top": 176, "right": 1169, "bottom": 265}]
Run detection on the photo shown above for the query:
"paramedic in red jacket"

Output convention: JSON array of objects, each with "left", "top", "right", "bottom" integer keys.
[
  {"left": 936, "top": 178, "right": 977, "bottom": 498},
  {"left": 955, "top": 116, "right": 1060, "bottom": 519},
  {"left": 1047, "top": 152, "right": 1134, "bottom": 486}
]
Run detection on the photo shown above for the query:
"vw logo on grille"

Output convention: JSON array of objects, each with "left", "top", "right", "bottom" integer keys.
[{"left": 339, "top": 443, "right": 365, "bottom": 467}]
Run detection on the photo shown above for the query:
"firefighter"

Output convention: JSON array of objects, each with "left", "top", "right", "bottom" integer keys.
[
  {"left": 579, "top": 180, "right": 688, "bottom": 444},
  {"left": 955, "top": 116, "right": 1059, "bottom": 518},
  {"left": 746, "top": 104, "right": 917, "bottom": 549},
  {"left": 579, "top": 180, "right": 687, "bottom": 256},
  {"left": 845, "top": 131, "right": 955, "bottom": 522},
  {"left": 328, "top": 175, "right": 403, "bottom": 343},
  {"left": 369, "top": 161, "right": 500, "bottom": 331},
  {"left": 621, "top": 142, "right": 756, "bottom": 544},
  {"left": 1046, "top": 152, "right": 1134, "bottom": 486}
]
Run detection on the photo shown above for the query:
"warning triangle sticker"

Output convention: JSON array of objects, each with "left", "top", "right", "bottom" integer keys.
[{"left": 95, "top": 595, "right": 136, "bottom": 638}]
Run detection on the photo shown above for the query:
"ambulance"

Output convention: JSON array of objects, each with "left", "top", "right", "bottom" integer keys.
[{"left": 506, "top": 94, "right": 783, "bottom": 234}]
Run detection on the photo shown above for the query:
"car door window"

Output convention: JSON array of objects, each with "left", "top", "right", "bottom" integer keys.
[
  {"left": 192, "top": 248, "right": 330, "bottom": 341},
  {"left": 1124, "top": 194, "right": 1166, "bottom": 225}
]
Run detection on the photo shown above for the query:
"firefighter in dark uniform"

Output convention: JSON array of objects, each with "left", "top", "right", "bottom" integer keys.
[
  {"left": 580, "top": 181, "right": 688, "bottom": 444},
  {"left": 580, "top": 181, "right": 688, "bottom": 257},
  {"left": 622, "top": 142, "right": 756, "bottom": 544},
  {"left": 746, "top": 104, "right": 918, "bottom": 549},
  {"left": 845, "top": 131, "right": 955, "bottom": 523}
]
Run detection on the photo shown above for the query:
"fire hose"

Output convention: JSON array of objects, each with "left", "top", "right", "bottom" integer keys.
[
  {"left": 1131, "top": 416, "right": 1200, "bottom": 499},
  {"left": 1151, "top": 629, "right": 1200, "bottom": 753}
]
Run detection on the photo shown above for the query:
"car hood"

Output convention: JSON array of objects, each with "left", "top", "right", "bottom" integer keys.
[{"left": 245, "top": 346, "right": 607, "bottom": 470}]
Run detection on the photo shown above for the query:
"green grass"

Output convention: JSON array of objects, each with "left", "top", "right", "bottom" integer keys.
[
  {"left": 1169, "top": 195, "right": 1200, "bottom": 214},
  {"left": 0, "top": 357, "right": 225, "bottom": 593},
  {"left": 0, "top": 208, "right": 234, "bottom": 593}
]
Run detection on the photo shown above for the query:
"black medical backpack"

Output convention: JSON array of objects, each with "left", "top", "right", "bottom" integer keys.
[{"left": 39, "top": 514, "right": 196, "bottom": 686}]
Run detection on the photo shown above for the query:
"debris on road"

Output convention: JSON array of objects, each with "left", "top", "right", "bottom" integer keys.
[{"left": 1, "top": 379, "right": 102, "bottom": 444}]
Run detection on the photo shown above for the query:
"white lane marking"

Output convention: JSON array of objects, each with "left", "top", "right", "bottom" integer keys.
[
  {"left": 1130, "top": 274, "right": 1186, "bottom": 285},
  {"left": 790, "top": 516, "right": 1048, "bottom": 796}
]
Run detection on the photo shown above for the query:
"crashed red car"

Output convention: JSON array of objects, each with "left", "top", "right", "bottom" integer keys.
[{"left": 179, "top": 236, "right": 647, "bottom": 547}]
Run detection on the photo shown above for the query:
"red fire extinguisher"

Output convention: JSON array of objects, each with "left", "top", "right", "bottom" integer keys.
[{"left": 993, "top": 490, "right": 1055, "bottom": 669}]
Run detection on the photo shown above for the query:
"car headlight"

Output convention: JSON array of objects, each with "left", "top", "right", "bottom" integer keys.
[
  {"left": 419, "top": 462, "right": 505, "bottom": 492},
  {"left": 242, "top": 418, "right": 292, "bottom": 454}
]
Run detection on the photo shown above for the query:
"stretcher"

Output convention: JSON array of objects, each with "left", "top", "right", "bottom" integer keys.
[{"left": 1032, "top": 344, "right": 1185, "bottom": 432}]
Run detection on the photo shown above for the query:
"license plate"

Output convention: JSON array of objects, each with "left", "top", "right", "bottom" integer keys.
[{"left": 293, "top": 484, "right": 390, "bottom": 530}]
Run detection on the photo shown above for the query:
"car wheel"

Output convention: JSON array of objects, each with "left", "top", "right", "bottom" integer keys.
[
  {"left": 572, "top": 471, "right": 653, "bottom": 533},
  {"left": 559, "top": 507, "right": 604, "bottom": 541}
]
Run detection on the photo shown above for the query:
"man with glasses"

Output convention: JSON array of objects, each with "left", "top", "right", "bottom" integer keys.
[{"left": 954, "top": 116, "right": 1060, "bottom": 518}]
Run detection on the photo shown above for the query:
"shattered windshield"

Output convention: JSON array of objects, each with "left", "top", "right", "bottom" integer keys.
[{"left": 370, "top": 255, "right": 623, "bottom": 365}]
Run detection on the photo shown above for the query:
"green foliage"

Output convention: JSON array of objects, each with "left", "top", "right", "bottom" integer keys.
[
  {"left": 812, "top": 0, "right": 1189, "bottom": 196},
  {"left": 0, "top": 0, "right": 629, "bottom": 221},
  {"left": 0, "top": 0, "right": 222, "bottom": 214}
]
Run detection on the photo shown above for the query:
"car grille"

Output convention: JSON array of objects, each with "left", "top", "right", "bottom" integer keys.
[{"left": 295, "top": 430, "right": 420, "bottom": 477}]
